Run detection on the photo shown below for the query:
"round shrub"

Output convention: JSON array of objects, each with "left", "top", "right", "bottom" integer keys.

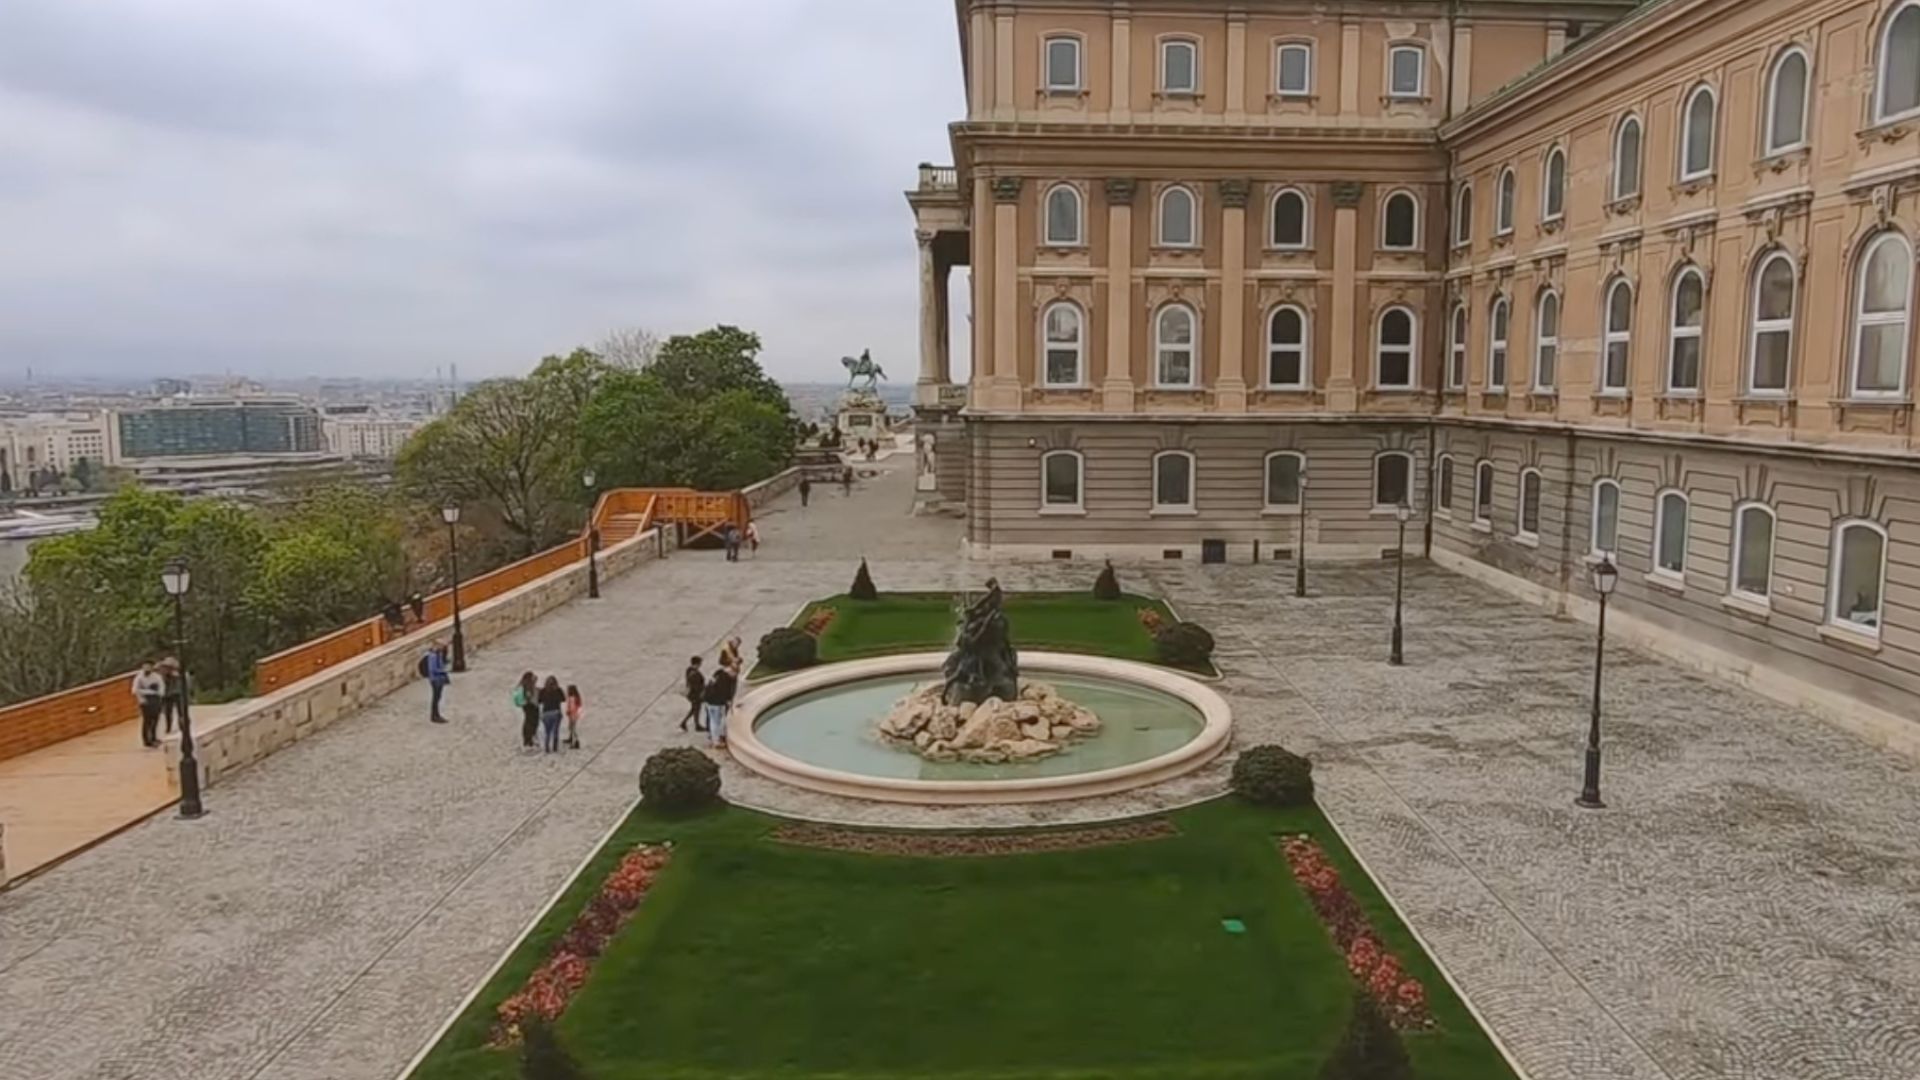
[
  {"left": 1154, "top": 621, "right": 1216, "bottom": 670},
  {"left": 757, "top": 626, "right": 818, "bottom": 671},
  {"left": 1232, "top": 744, "right": 1315, "bottom": 807},
  {"left": 1092, "top": 560, "right": 1122, "bottom": 601},
  {"left": 639, "top": 747, "right": 721, "bottom": 812}
]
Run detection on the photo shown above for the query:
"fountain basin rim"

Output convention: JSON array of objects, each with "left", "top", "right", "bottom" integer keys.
[{"left": 728, "top": 650, "right": 1231, "bottom": 806}]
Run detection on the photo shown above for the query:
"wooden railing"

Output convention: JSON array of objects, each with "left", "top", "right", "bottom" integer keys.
[{"left": 0, "top": 671, "right": 143, "bottom": 762}]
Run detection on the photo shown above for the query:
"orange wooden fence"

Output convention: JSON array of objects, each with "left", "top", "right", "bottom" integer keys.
[{"left": 0, "top": 671, "right": 143, "bottom": 762}]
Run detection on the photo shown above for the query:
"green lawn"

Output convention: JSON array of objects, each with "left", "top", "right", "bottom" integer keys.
[{"left": 411, "top": 800, "right": 1516, "bottom": 1080}]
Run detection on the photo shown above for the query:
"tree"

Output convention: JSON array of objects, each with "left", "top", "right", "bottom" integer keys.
[
  {"left": 245, "top": 531, "right": 373, "bottom": 644},
  {"left": 169, "top": 500, "right": 268, "bottom": 688},
  {"left": 0, "top": 579, "right": 144, "bottom": 707},
  {"left": 397, "top": 377, "right": 580, "bottom": 557},
  {"left": 647, "top": 325, "right": 791, "bottom": 416},
  {"left": 596, "top": 326, "right": 661, "bottom": 370},
  {"left": 71, "top": 456, "right": 94, "bottom": 491}
]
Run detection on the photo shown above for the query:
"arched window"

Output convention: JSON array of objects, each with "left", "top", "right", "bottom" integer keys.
[
  {"left": 1474, "top": 460, "right": 1494, "bottom": 523},
  {"left": 1387, "top": 43, "right": 1426, "bottom": 99},
  {"left": 1534, "top": 291, "right": 1561, "bottom": 391},
  {"left": 1488, "top": 296, "right": 1511, "bottom": 390},
  {"left": 1161, "top": 37, "right": 1199, "bottom": 94},
  {"left": 1155, "top": 303, "right": 1198, "bottom": 387},
  {"left": 1436, "top": 453, "right": 1455, "bottom": 512},
  {"left": 1152, "top": 451, "right": 1196, "bottom": 511},
  {"left": 1732, "top": 502, "right": 1776, "bottom": 601},
  {"left": 1276, "top": 42, "right": 1313, "bottom": 96},
  {"left": 1453, "top": 183, "right": 1473, "bottom": 246},
  {"left": 1267, "top": 305, "right": 1308, "bottom": 388},
  {"left": 1495, "top": 168, "right": 1517, "bottom": 235},
  {"left": 1264, "top": 451, "right": 1304, "bottom": 509},
  {"left": 1040, "top": 301, "right": 1085, "bottom": 387},
  {"left": 1669, "top": 268, "right": 1705, "bottom": 392},
  {"left": 1766, "top": 48, "right": 1811, "bottom": 154},
  {"left": 1447, "top": 304, "right": 1468, "bottom": 390},
  {"left": 1044, "top": 35, "right": 1083, "bottom": 93},
  {"left": 1382, "top": 190, "right": 1419, "bottom": 250},
  {"left": 1376, "top": 306, "right": 1417, "bottom": 389},
  {"left": 1374, "top": 451, "right": 1412, "bottom": 507},
  {"left": 1043, "top": 184, "right": 1083, "bottom": 246},
  {"left": 1877, "top": 2, "right": 1920, "bottom": 122},
  {"left": 1271, "top": 188, "right": 1309, "bottom": 249},
  {"left": 1542, "top": 148, "right": 1567, "bottom": 221},
  {"left": 1749, "top": 253, "right": 1796, "bottom": 395},
  {"left": 1830, "top": 520, "right": 1889, "bottom": 634},
  {"left": 1040, "top": 450, "right": 1083, "bottom": 510},
  {"left": 1602, "top": 279, "right": 1633, "bottom": 392},
  {"left": 1158, "top": 185, "right": 1197, "bottom": 247},
  {"left": 1655, "top": 489, "right": 1690, "bottom": 577},
  {"left": 1613, "top": 116, "right": 1643, "bottom": 201},
  {"left": 1518, "top": 468, "right": 1542, "bottom": 538},
  {"left": 1680, "top": 85, "right": 1717, "bottom": 181},
  {"left": 1591, "top": 478, "right": 1620, "bottom": 556},
  {"left": 1851, "top": 233, "right": 1913, "bottom": 397}
]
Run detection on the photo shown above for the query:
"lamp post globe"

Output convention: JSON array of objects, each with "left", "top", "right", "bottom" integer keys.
[
  {"left": 442, "top": 503, "right": 468, "bottom": 671},
  {"left": 1390, "top": 502, "right": 1411, "bottom": 666},
  {"left": 162, "top": 557, "right": 204, "bottom": 819},
  {"left": 1578, "top": 556, "right": 1619, "bottom": 809}
]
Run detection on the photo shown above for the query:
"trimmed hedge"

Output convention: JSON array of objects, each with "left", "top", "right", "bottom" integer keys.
[
  {"left": 1319, "top": 989, "right": 1412, "bottom": 1080},
  {"left": 849, "top": 558, "right": 879, "bottom": 601},
  {"left": 1153, "top": 621, "right": 1216, "bottom": 670},
  {"left": 757, "top": 626, "right": 818, "bottom": 671},
  {"left": 1231, "top": 744, "right": 1314, "bottom": 807},
  {"left": 639, "top": 747, "right": 721, "bottom": 812},
  {"left": 1092, "top": 560, "right": 1122, "bottom": 601}
]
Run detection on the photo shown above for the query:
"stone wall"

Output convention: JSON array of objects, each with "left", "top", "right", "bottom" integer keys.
[{"left": 743, "top": 467, "right": 801, "bottom": 507}]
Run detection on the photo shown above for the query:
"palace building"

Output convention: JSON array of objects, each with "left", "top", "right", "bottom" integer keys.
[{"left": 909, "top": 0, "right": 1920, "bottom": 733}]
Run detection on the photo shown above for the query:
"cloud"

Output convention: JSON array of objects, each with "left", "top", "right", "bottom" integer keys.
[{"left": 0, "top": 0, "right": 964, "bottom": 383}]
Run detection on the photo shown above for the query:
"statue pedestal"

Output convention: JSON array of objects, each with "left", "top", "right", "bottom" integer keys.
[{"left": 836, "top": 389, "right": 889, "bottom": 442}]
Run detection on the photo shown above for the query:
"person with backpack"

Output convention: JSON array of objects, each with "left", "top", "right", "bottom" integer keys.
[
  {"left": 423, "top": 643, "right": 450, "bottom": 724},
  {"left": 681, "top": 656, "right": 706, "bottom": 732},
  {"left": 513, "top": 671, "right": 539, "bottom": 749},
  {"left": 702, "top": 662, "right": 737, "bottom": 750},
  {"left": 799, "top": 476, "right": 811, "bottom": 507},
  {"left": 536, "top": 675, "right": 566, "bottom": 753},
  {"left": 564, "top": 685, "right": 584, "bottom": 749}
]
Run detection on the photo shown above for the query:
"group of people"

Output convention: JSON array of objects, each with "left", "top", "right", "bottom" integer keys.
[
  {"left": 796, "top": 468, "right": 854, "bottom": 508},
  {"left": 130, "top": 658, "right": 189, "bottom": 747},
  {"left": 719, "top": 520, "right": 760, "bottom": 562},
  {"left": 682, "top": 635, "right": 742, "bottom": 749},
  {"left": 514, "top": 671, "right": 584, "bottom": 752},
  {"left": 381, "top": 592, "right": 430, "bottom": 638}
]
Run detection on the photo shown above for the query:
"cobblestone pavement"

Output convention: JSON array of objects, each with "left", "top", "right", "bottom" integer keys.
[{"left": 1, "top": 457, "right": 1916, "bottom": 1080}]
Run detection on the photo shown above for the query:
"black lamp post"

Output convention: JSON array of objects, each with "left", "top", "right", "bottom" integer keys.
[
  {"left": 1295, "top": 474, "right": 1310, "bottom": 599},
  {"left": 162, "top": 557, "right": 204, "bottom": 819},
  {"left": 1578, "top": 557, "right": 1619, "bottom": 810},
  {"left": 442, "top": 503, "right": 467, "bottom": 672},
  {"left": 1390, "top": 502, "right": 1411, "bottom": 666},
  {"left": 583, "top": 469, "right": 601, "bottom": 599}
]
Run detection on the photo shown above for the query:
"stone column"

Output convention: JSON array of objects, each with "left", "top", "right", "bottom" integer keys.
[
  {"left": 971, "top": 175, "right": 995, "bottom": 408},
  {"left": 1225, "top": 14, "right": 1248, "bottom": 122},
  {"left": 1328, "top": 181, "right": 1362, "bottom": 411},
  {"left": 1103, "top": 177, "right": 1138, "bottom": 413},
  {"left": 994, "top": 12, "right": 1016, "bottom": 121},
  {"left": 990, "top": 176, "right": 1023, "bottom": 411},
  {"left": 916, "top": 229, "right": 943, "bottom": 408},
  {"left": 1339, "top": 20, "right": 1361, "bottom": 114},
  {"left": 1216, "top": 179, "right": 1250, "bottom": 412},
  {"left": 1449, "top": 24, "right": 1474, "bottom": 115},
  {"left": 1111, "top": 16, "right": 1133, "bottom": 123}
]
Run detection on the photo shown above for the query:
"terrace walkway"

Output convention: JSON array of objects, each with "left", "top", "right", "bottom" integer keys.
[{"left": 0, "top": 454, "right": 1916, "bottom": 1080}]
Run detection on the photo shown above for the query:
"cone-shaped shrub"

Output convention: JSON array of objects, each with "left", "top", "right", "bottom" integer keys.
[
  {"left": 849, "top": 558, "right": 879, "bottom": 601},
  {"left": 1318, "top": 990, "right": 1412, "bottom": 1080},
  {"left": 520, "top": 1018, "right": 587, "bottom": 1080},
  {"left": 1092, "top": 560, "right": 1122, "bottom": 600}
]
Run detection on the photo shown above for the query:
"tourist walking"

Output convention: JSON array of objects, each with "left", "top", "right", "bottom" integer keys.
[
  {"left": 722, "top": 522, "right": 741, "bottom": 562},
  {"left": 514, "top": 671, "right": 539, "bottom": 748},
  {"left": 537, "top": 675, "right": 566, "bottom": 753},
  {"left": 841, "top": 467, "right": 853, "bottom": 496},
  {"left": 702, "top": 662, "right": 737, "bottom": 749},
  {"left": 681, "top": 656, "right": 706, "bottom": 732},
  {"left": 744, "top": 520, "right": 760, "bottom": 557},
  {"left": 565, "top": 685, "right": 584, "bottom": 749},
  {"left": 159, "top": 656, "right": 184, "bottom": 734},
  {"left": 132, "top": 662, "right": 166, "bottom": 748},
  {"left": 799, "top": 476, "right": 811, "bottom": 507},
  {"left": 382, "top": 599, "right": 406, "bottom": 638},
  {"left": 408, "top": 592, "right": 427, "bottom": 627},
  {"left": 424, "top": 643, "right": 451, "bottom": 724},
  {"left": 718, "top": 635, "right": 744, "bottom": 675}
]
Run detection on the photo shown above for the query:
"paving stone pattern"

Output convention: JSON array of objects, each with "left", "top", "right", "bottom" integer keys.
[{"left": 0, "top": 458, "right": 1915, "bottom": 1080}]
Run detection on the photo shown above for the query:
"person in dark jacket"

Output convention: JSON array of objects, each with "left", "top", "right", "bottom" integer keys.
[
  {"left": 514, "top": 671, "right": 539, "bottom": 748},
  {"left": 408, "top": 592, "right": 427, "bottom": 627},
  {"left": 536, "top": 675, "right": 566, "bottom": 753},
  {"left": 425, "top": 643, "right": 451, "bottom": 723},
  {"left": 681, "top": 656, "right": 706, "bottom": 732},
  {"left": 798, "top": 476, "right": 811, "bottom": 507},
  {"left": 702, "top": 664, "right": 737, "bottom": 749}
]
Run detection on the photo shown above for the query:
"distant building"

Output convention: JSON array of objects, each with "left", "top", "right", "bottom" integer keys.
[
  {"left": 152, "top": 378, "right": 192, "bottom": 398},
  {"left": 322, "top": 413, "right": 422, "bottom": 459},
  {"left": 113, "top": 398, "right": 324, "bottom": 461},
  {"left": 0, "top": 412, "right": 115, "bottom": 490}
]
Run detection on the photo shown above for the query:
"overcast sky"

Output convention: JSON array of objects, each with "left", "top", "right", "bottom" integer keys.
[{"left": 0, "top": 0, "right": 965, "bottom": 384}]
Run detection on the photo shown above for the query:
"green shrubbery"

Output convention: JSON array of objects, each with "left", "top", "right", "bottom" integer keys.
[
  {"left": 849, "top": 558, "right": 879, "bottom": 601},
  {"left": 1153, "top": 621, "right": 1216, "bottom": 670},
  {"left": 1092, "top": 560, "right": 1122, "bottom": 601},
  {"left": 1231, "top": 745, "right": 1315, "bottom": 807},
  {"left": 639, "top": 747, "right": 721, "bottom": 812},
  {"left": 757, "top": 626, "right": 818, "bottom": 671}
]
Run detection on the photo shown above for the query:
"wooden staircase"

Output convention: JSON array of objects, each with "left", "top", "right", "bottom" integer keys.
[{"left": 588, "top": 488, "right": 751, "bottom": 548}]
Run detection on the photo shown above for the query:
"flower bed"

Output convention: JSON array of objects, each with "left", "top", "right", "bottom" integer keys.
[
  {"left": 491, "top": 843, "right": 673, "bottom": 1044},
  {"left": 1137, "top": 607, "right": 1165, "bottom": 634},
  {"left": 802, "top": 606, "right": 838, "bottom": 638},
  {"left": 1280, "top": 835, "right": 1431, "bottom": 1030}
]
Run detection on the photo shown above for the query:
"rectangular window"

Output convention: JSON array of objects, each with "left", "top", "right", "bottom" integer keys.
[
  {"left": 1437, "top": 460, "right": 1454, "bottom": 511},
  {"left": 1266, "top": 455, "right": 1303, "bottom": 508},
  {"left": 1657, "top": 494, "right": 1689, "bottom": 575},
  {"left": 1043, "top": 454, "right": 1081, "bottom": 507},
  {"left": 1734, "top": 507, "right": 1773, "bottom": 598},
  {"left": 1154, "top": 455, "right": 1194, "bottom": 509},
  {"left": 1592, "top": 483, "right": 1619, "bottom": 555},
  {"left": 1374, "top": 454, "right": 1411, "bottom": 507},
  {"left": 1276, "top": 43, "right": 1311, "bottom": 96},
  {"left": 1162, "top": 40, "right": 1198, "bottom": 94},
  {"left": 1045, "top": 37, "right": 1082, "bottom": 92},
  {"left": 1388, "top": 45, "right": 1424, "bottom": 98}
]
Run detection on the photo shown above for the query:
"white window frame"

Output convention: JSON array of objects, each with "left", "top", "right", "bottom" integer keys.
[
  {"left": 1263, "top": 450, "right": 1305, "bottom": 512},
  {"left": 1495, "top": 168, "right": 1517, "bottom": 236},
  {"left": 1447, "top": 303, "right": 1468, "bottom": 391},
  {"left": 1542, "top": 147, "right": 1568, "bottom": 223},
  {"left": 1380, "top": 189, "right": 1420, "bottom": 251},
  {"left": 1043, "top": 35, "right": 1084, "bottom": 93},
  {"left": 1488, "top": 296, "right": 1511, "bottom": 391},
  {"left": 1601, "top": 278, "right": 1633, "bottom": 394},
  {"left": 1764, "top": 47, "right": 1812, "bottom": 156},
  {"left": 1151, "top": 450, "right": 1197, "bottom": 515},
  {"left": 1668, "top": 267, "right": 1706, "bottom": 393},
  {"left": 1275, "top": 41, "right": 1314, "bottom": 97},
  {"left": 1043, "top": 183, "right": 1083, "bottom": 247},
  {"left": 1270, "top": 187, "right": 1311, "bottom": 250},
  {"left": 1436, "top": 453, "right": 1455, "bottom": 515},
  {"left": 1266, "top": 304, "right": 1310, "bottom": 389},
  {"left": 1827, "top": 519, "right": 1890, "bottom": 638},
  {"left": 1154, "top": 302, "right": 1200, "bottom": 388},
  {"left": 1680, "top": 84, "right": 1718, "bottom": 182},
  {"left": 1654, "top": 488, "right": 1690, "bottom": 579},
  {"left": 1373, "top": 451, "right": 1414, "bottom": 509},
  {"left": 1386, "top": 43, "right": 1426, "bottom": 99},
  {"left": 1590, "top": 478, "right": 1621, "bottom": 557},
  {"left": 1453, "top": 182, "right": 1473, "bottom": 247},
  {"left": 1534, "top": 290, "right": 1561, "bottom": 392},
  {"left": 1517, "top": 467, "right": 1543, "bottom": 541},
  {"left": 1039, "top": 300, "right": 1086, "bottom": 388},
  {"left": 1876, "top": 2, "right": 1920, "bottom": 123},
  {"left": 1160, "top": 36, "right": 1200, "bottom": 95},
  {"left": 1039, "top": 449, "right": 1085, "bottom": 514},
  {"left": 1613, "top": 115, "right": 1644, "bottom": 201},
  {"left": 1158, "top": 185, "right": 1199, "bottom": 248},
  {"left": 1747, "top": 252, "right": 1796, "bottom": 396},
  {"left": 1376, "top": 305, "right": 1418, "bottom": 390},
  {"left": 1474, "top": 460, "right": 1495, "bottom": 526},
  {"left": 1730, "top": 501, "right": 1777, "bottom": 604},
  {"left": 1850, "top": 232, "right": 1913, "bottom": 399}
]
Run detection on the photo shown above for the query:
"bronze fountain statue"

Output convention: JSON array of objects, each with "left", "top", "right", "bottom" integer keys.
[{"left": 942, "top": 578, "right": 1019, "bottom": 705}]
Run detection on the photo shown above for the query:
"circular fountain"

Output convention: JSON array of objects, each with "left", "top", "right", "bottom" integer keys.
[{"left": 729, "top": 584, "right": 1231, "bottom": 805}]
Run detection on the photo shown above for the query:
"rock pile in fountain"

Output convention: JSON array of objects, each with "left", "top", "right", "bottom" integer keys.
[{"left": 878, "top": 680, "right": 1102, "bottom": 763}]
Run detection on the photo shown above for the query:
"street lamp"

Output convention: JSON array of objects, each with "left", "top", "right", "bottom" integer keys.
[
  {"left": 1390, "top": 502, "right": 1412, "bottom": 666},
  {"left": 1578, "top": 557, "right": 1620, "bottom": 810},
  {"left": 583, "top": 470, "right": 601, "bottom": 599},
  {"left": 161, "top": 557, "right": 204, "bottom": 819},
  {"left": 441, "top": 503, "right": 467, "bottom": 672},
  {"left": 1295, "top": 474, "right": 1310, "bottom": 599}
]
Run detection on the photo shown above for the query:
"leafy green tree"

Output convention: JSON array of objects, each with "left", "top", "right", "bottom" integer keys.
[
  {"left": 246, "top": 531, "right": 373, "bottom": 644},
  {"left": 647, "top": 325, "right": 788, "bottom": 411},
  {"left": 0, "top": 579, "right": 144, "bottom": 706},
  {"left": 27, "top": 487, "right": 183, "bottom": 648},
  {"left": 71, "top": 457, "right": 94, "bottom": 491},
  {"left": 170, "top": 500, "right": 268, "bottom": 688}
]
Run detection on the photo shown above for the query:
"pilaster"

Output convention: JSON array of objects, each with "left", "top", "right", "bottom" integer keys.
[
  {"left": 1112, "top": 16, "right": 1133, "bottom": 123},
  {"left": 989, "top": 176, "right": 1024, "bottom": 411},
  {"left": 1103, "top": 177, "right": 1138, "bottom": 413},
  {"left": 1328, "top": 181, "right": 1362, "bottom": 411},
  {"left": 1225, "top": 15, "right": 1247, "bottom": 121},
  {"left": 1216, "top": 179, "right": 1250, "bottom": 412}
]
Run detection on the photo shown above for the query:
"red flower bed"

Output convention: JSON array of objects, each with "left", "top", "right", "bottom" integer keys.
[
  {"left": 802, "top": 607, "right": 837, "bottom": 638},
  {"left": 1137, "top": 608, "right": 1165, "bottom": 634},
  {"left": 1280, "top": 835, "right": 1432, "bottom": 1029},
  {"left": 492, "top": 843, "right": 672, "bottom": 1045}
]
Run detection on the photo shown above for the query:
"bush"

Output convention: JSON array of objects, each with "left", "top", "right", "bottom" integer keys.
[
  {"left": 1232, "top": 745, "right": 1315, "bottom": 807},
  {"left": 849, "top": 558, "right": 878, "bottom": 601},
  {"left": 758, "top": 626, "right": 818, "bottom": 670},
  {"left": 1153, "top": 621, "right": 1215, "bottom": 670},
  {"left": 639, "top": 747, "right": 721, "bottom": 811},
  {"left": 519, "top": 1018, "right": 587, "bottom": 1080},
  {"left": 1318, "top": 990, "right": 1411, "bottom": 1080},
  {"left": 1092, "top": 560, "right": 1121, "bottom": 600}
]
